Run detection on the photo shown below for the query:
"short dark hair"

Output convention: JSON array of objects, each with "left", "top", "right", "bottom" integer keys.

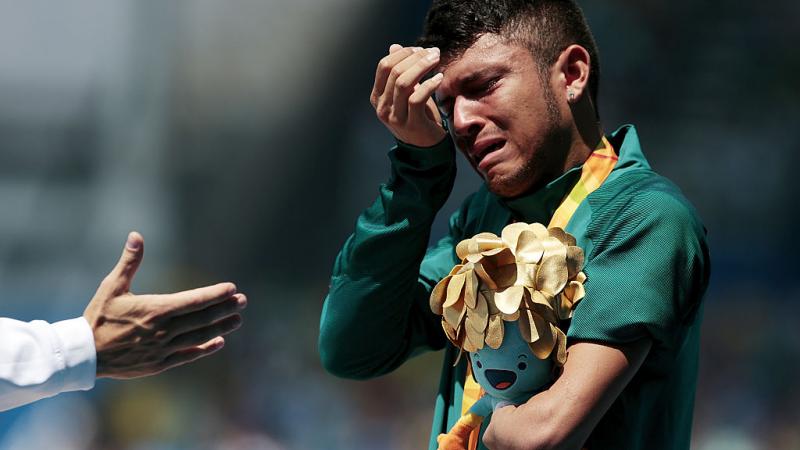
[{"left": 417, "top": 0, "right": 601, "bottom": 117}]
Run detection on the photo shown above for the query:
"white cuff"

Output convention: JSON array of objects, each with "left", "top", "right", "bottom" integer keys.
[{"left": 51, "top": 317, "right": 96, "bottom": 392}]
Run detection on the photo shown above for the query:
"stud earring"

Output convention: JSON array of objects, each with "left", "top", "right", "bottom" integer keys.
[{"left": 568, "top": 91, "right": 575, "bottom": 102}]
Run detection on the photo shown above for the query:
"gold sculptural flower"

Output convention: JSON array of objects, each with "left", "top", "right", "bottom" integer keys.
[{"left": 430, "top": 223, "right": 586, "bottom": 366}]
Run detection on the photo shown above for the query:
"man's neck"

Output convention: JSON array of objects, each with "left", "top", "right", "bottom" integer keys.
[{"left": 563, "top": 95, "right": 604, "bottom": 173}]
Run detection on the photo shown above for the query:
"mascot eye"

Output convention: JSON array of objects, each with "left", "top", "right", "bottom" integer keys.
[
  {"left": 476, "top": 361, "right": 483, "bottom": 369},
  {"left": 517, "top": 362, "right": 527, "bottom": 371}
]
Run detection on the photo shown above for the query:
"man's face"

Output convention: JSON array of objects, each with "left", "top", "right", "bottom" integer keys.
[{"left": 435, "top": 34, "right": 568, "bottom": 198}]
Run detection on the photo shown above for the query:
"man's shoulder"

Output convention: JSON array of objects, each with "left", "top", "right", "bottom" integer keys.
[
  {"left": 584, "top": 168, "right": 707, "bottom": 251},
  {"left": 593, "top": 168, "right": 702, "bottom": 223}
]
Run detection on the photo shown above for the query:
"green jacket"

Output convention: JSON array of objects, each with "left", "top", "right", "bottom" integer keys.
[{"left": 320, "top": 125, "right": 710, "bottom": 450}]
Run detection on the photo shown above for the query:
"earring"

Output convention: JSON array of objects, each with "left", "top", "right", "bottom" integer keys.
[{"left": 568, "top": 91, "right": 575, "bottom": 102}]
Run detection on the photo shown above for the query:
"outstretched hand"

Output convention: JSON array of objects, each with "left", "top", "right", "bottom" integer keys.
[
  {"left": 370, "top": 44, "right": 446, "bottom": 148},
  {"left": 83, "top": 232, "right": 246, "bottom": 379}
]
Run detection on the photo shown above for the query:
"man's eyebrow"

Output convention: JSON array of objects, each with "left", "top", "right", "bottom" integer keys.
[
  {"left": 461, "top": 67, "right": 504, "bottom": 85},
  {"left": 436, "top": 67, "right": 507, "bottom": 106}
]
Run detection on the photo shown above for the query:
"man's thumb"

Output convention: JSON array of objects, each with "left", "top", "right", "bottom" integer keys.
[{"left": 107, "top": 231, "right": 145, "bottom": 292}]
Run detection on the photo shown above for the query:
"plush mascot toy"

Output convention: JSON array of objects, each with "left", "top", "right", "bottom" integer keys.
[{"left": 429, "top": 223, "right": 586, "bottom": 450}]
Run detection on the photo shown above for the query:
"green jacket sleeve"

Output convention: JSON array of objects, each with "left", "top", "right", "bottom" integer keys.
[{"left": 319, "top": 137, "right": 464, "bottom": 379}]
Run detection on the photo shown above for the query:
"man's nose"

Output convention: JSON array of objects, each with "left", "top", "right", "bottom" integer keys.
[{"left": 451, "top": 96, "right": 483, "bottom": 138}]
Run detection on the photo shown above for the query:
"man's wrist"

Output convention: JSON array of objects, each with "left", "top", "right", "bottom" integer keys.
[{"left": 391, "top": 134, "right": 455, "bottom": 169}]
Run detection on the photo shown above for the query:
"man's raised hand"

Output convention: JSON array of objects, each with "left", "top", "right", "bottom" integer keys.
[
  {"left": 370, "top": 44, "right": 446, "bottom": 148},
  {"left": 83, "top": 232, "right": 247, "bottom": 379}
]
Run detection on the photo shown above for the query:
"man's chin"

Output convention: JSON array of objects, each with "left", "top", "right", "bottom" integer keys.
[{"left": 485, "top": 176, "right": 534, "bottom": 199}]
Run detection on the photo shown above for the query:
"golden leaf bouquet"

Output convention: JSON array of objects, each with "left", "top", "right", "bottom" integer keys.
[{"left": 430, "top": 223, "right": 586, "bottom": 366}]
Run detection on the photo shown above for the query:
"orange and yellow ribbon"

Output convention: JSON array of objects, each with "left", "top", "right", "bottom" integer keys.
[{"left": 460, "top": 136, "right": 617, "bottom": 449}]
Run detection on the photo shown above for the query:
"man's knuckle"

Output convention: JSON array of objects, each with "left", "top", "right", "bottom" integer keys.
[
  {"left": 408, "top": 94, "right": 424, "bottom": 106},
  {"left": 397, "top": 79, "right": 415, "bottom": 92},
  {"left": 377, "top": 57, "right": 392, "bottom": 71}
]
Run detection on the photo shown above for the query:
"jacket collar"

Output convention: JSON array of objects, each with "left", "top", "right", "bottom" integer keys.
[{"left": 498, "top": 124, "right": 649, "bottom": 223}]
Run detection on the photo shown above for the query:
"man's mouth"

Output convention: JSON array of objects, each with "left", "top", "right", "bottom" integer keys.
[
  {"left": 473, "top": 140, "right": 505, "bottom": 170},
  {"left": 484, "top": 369, "right": 517, "bottom": 390}
]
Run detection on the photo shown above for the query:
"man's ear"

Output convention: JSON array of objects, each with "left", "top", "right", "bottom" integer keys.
[{"left": 553, "top": 44, "right": 591, "bottom": 105}]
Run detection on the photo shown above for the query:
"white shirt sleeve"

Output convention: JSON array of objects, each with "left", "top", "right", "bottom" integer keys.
[{"left": 0, "top": 317, "right": 96, "bottom": 412}]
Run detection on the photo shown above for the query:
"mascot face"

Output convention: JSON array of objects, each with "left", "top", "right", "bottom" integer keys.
[{"left": 470, "top": 321, "right": 553, "bottom": 402}]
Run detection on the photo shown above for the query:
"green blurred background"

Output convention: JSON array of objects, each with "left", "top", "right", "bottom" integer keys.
[{"left": 0, "top": 0, "right": 798, "bottom": 449}]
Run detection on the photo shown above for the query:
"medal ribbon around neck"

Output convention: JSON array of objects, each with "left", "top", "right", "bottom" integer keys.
[{"left": 460, "top": 135, "right": 618, "bottom": 450}]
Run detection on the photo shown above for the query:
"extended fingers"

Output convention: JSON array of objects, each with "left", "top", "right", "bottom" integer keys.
[
  {"left": 165, "top": 293, "right": 247, "bottom": 338},
  {"left": 167, "top": 314, "right": 243, "bottom": 350},
  {"left": 94, "top": 292, "right": 243, "bottom": 379},
  {"left": 157, "top": 337, "right": 226, "bottom": 373},
  {"left": 155, "top": 282, "right": 238, "bottom": 316}
]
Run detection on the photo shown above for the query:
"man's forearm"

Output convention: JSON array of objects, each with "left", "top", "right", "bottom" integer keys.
[
  {"left": 319, "top": 140, "right": 457, "bottom": 379},
  {"left": 484, "top": 340, "right": 652, "bottom": 450}
]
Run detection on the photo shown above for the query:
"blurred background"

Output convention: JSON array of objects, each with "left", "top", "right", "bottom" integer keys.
[{"left": 0, "top": 0, "right": 797, "bottom": 449}]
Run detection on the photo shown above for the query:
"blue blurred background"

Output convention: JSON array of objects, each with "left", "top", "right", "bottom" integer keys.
[{"left": 0, "top": 0, "right": 798, "bottom": 449}]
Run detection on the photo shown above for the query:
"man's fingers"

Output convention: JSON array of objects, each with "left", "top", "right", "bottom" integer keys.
[
  {"left": 167, "top": 314, "right": 243, "bottom": 350},
  {"left": 371, "top": 46, "right": 419, "bottom": 107},
  {"left": 381, "top": 49, "right": 429, "bottom": 118},
  {"left": 400, "top": 48, "right": 442, "bottom": 121},
  {"left": 409, "top": 72, "right": 444, "bottom": 118},
  {"left": 158, "top": 337, "right": 225, "bottom": 373},
  {"left": 165, "top": 294, "right": 247, "bottom": 338},
  {"left": 104, "top": 231, "right": 145, "bottom": 293},
  {"left": 389, "top": 43, "right": 403, "bottom": 54},
  {"left": 154, "top": 282, "right": 238, "bottom": 317},
  {"left": 391, "top": 48, "right": 441, "bottom": 124}
]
